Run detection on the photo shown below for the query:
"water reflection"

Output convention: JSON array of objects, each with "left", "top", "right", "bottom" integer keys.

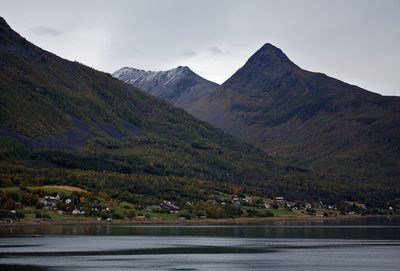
[
  {"left": 1, "top": 217, "right": 399, "bottom": 239},
  {"left": 0, "top": 218, "right": 400, "bottom": 271}
]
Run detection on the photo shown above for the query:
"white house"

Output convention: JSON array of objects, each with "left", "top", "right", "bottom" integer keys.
[
  {"left": 72, "top": 209, "right": 81, "bottom": 215},
  {"left": 243, "top": 197, "right": 252, "bottom": 204},
  {"left": 275, "top": 197, "right": 285, "bottom": 204},
  {"left": 41, "top": 196, "right": 59, "bottom": 207}
]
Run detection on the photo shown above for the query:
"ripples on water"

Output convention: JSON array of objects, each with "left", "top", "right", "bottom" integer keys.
[{"left": 0, "top": 217, "right": 399, "bottom": 271}]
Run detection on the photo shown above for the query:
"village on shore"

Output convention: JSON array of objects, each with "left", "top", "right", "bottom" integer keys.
[{"left": 1, "top": 185, "right": 398, "bottom": 224}]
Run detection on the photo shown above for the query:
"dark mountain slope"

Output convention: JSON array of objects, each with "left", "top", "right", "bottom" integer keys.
[
  {"left": 0, "top": 17, "right": 284, "bottom": 184},
  {"left": 189, "top": 43, "right": 400, "bottom": 185},
  {"left": 112, "top": 66, "right": 218, "bottom": 111}
]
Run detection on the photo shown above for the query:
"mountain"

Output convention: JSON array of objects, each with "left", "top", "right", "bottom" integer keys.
[
  {"left": 112, "top": 66, "right": 219, "bottom": 110},
  {"left": 1, "top": 16, "right": 397, "bottom": 205},
  {"left": 0, "top": 17, "right": 290, "bottom": 193},
  {"left": 188, "top": 43, "right": 400, "bottom": 187}
]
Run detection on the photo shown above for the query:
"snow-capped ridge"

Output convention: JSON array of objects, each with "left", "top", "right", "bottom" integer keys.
[{"left": 112, "top": 65, "right": 219, "bottom": 109}]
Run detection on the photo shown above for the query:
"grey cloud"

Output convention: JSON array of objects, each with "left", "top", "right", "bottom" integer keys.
[
  {"left": 207, "top": 46, "right": 230, "bottom": 56},
  {"left": 181, "top": 50, "right": 198, "bottom": 57},
  {"left": 31, "top": 26, "right": 63, "bottom": 36}
]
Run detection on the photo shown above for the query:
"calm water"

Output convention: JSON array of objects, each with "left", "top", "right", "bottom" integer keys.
[{"left": 1, "top": 217, "right": 399, "bottom": 271}]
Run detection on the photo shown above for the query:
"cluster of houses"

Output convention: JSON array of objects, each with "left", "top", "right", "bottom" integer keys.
[
  {"left": 2, "top": 191, "right": 399, "bottom": 223},
  {"left": 37, "top": 193, "right": 342, "bottom": 215},
  {"left": 144, "top": 195, "right": 308, "bottom": 215},
  {"left": 146, "top": 201, "right": 181, "bottom": 213},
  {"left": 264, "top": 197, "right": 326, "bottom": 210},
  {"left": 201, "top": 194, "right": 331, "bottom": 212},
  {"left": 145, "top": 195, "right": 259, "bottom": 214},
  {"left": 231, "top": 195, "right": 252, "bottom": 206},
  {"left": 40, "top": 194, "right": 111, "bottom": 216},
  {"left": 204, "top": 195, "right": 253, "bottom": 207}
]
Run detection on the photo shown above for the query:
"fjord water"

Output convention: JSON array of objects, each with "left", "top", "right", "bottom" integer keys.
[{"left": 1, "top": 217, "right": 399, "bottom": 271}]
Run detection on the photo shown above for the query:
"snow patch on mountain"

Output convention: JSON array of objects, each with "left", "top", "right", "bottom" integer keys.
[{"left": 112, "top": 66, "right": 219, "bottom": 110}]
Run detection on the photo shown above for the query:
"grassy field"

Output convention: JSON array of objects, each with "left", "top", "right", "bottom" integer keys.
[
  {"left": 47, "top": 213, "right": 92, "bottom": 221},
  {"left": 1, "top": 185, "right": 87, "bottom": 195},
  {"left": 29, "top": 185, "right": 87, "bottom": 195},
  {"left": 21, "top": 207, "right": 37, "bottom": 219},
  {"left": 41, "top": 185, "right": 87, "bottom": 193},
  {"left": 0, "top": 187, "right": 20, "bottom": 191},
  {"left": 268, "top": 208, "right": 306, "bottom": 217},
  {"left": 140, "top": 210, "right": 179, "bottom": 221}
]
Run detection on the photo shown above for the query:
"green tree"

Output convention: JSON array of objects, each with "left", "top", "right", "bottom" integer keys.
[{"left": 4, "top": 198, "right": 15, "bottom": 210}]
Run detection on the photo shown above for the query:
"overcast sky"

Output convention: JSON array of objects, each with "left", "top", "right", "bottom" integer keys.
[{"left": 1, "top": 0, "right": 399, "bottom": 96}]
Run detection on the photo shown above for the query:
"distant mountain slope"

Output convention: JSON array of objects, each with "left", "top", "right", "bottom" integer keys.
[
  {"left": 0, "top": 17, "right": 284, "bottom": 184},
  {"left": 189, "top": 43, "right": 400, "bottom": 185},
  {"left": 113, "top": 66, "right": 218, "bottom": 110}
]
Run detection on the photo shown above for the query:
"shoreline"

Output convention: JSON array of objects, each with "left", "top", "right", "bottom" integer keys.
[{"left": 2, "top": 215, "right": 394, "bottom": 227}]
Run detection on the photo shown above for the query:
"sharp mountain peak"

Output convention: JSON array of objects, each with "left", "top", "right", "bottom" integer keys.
[
  {"left": 222, "top": 43, "right": 299, "bottom": 88},
  {"left": 247, "top": 43, "right": 298, "bottom": 67}
]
